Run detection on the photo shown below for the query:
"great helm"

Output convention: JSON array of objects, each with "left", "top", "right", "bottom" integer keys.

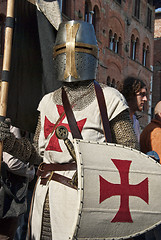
[{"left": 53, "top": 20, "right": 99, "bottom": 82}]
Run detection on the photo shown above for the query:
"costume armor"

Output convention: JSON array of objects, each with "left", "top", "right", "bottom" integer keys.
[
  {"left": 110, "top": 109, "right": 139, "bottom": 149},
  {"left": 0, "top": 19, "right": 139, "bottom": 240},
  {"left": 3, "top": 135, "right": 42, "bottom": 166},
  {"left": 0, "top": 118, "right": 42, "bottom": 165},
  {"left": 40, "top": 191, "right": 52, "bottom": 240},
  {"left": 53, "top": 20, "right": 99, "bottom": 82},
  {"left": 53, "top": 80, "right": 101, "bottom": 110}
]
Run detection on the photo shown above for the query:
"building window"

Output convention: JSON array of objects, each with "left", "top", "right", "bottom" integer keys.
[
  {"left": 93, "top": 5, "right": 99, "bottom": 37},
  {"left": 107, "top": 76, "right": 111, "bottom": 86},
  {"left": 85, "top": 1, "right": 89, "bottom": 22},
  {"left": 108, "top": 30, "right": 122, "bottom": 55},
  {"left": 147, "top": 7, "right": 152, "bottom": 30},
  {"left": 142, "top": 43, "right": 146, "bottom": 66},
  {"left": 0, "top": 14, "right": 5, "bottom": 56},
  {"left": 130, "top": 35, "right": 139, "bottom": 61},
  {"left": 134, "top": 0, "right": 140, "bottom": 19},
  {"left": 111, "top": 79, "right": 116, "bottom": 88},
  {"left": 84, "top": 0, "right": 92, "bottom": 22},
  {"left": 107, "top": 77, "right": 117, "bottom": 89},
  {"left": 130, "top": 35, "right": 136, "bottom": 60},
  {"left": 62, "top": 0, "right": 70, "bottom": 18},
  {"left": 142, "top": 43, "right": 150, "bottom": 68},
  {"left": 62, "top": 0, "right": 67, "bottom": 14},
  {"left": 135, "top": 37, "right": 139, "bottom": 60},
  {"left": 146, "top": 46, "right": 150, "bottom": 67},
  {"left": 113, "top": 35, "right": 122, "bottom": 54},
  {"left": 113, "top": 33, "right": 118, "bottom": 53},
  {"left": 117, "top": 37, "right": 122, "bottom": 55},
  {"left": 109, "top": 30, "right": 114, "bottom": 50}
]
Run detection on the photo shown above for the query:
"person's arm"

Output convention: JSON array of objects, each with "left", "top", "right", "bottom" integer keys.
[
  {"left": 110, "top": 109, "right": 140, "bottom": 150},
  {"left": 0, "top": 119, "right": 42, "bottom": 165},
  {"left": 3, "top": 152, "right": 35, "bottom": 181}
]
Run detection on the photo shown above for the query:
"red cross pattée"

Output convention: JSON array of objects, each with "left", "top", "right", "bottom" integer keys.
[
  {"left": 44, "top": 105, "right": 87, "bottom": 152},
  {"left": 99, "top": 159, "right": 149, "bottom": 222}
]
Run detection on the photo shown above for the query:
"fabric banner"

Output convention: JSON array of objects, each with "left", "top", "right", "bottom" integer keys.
[{"left": 7, "top": 0, "right": 61, "bottom": 133}]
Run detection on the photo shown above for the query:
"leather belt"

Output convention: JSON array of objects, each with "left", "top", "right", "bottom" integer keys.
[{"left": 36, "top": 162, "right": 77, "bottom": 190}]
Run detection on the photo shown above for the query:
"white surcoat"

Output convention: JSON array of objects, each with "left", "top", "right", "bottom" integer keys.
[{"left": 30, "top": 86, "right": 128, "bottom": 240}]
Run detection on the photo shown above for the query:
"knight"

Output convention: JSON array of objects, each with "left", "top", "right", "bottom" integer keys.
[{"left": 0, "top": 20, "right": 139, "bottom": 239}]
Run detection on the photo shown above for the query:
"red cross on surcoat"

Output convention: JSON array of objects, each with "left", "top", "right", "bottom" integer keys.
[
  {"left": 44, "top": 105, "right": 87, "bottom": 152},
  {"left": 99, "top": 159, "right": 149, "bottom": 222}
]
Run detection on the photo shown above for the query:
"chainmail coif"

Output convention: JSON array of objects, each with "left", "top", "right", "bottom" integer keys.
[{"left": 53, "top": 80, "right": 106, "bottom": 111}]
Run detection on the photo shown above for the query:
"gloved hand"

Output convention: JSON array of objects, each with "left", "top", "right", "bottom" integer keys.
[{"left": 0, "top": 118, "right": 12, "bottom": 141}]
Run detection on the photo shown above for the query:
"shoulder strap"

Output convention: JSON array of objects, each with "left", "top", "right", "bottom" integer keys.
[
  {"left": 62, "top": 87, "right": 82, "bottom": 139},
  {"left": 62, "top": 82, "right": 112, "bottom": 143},
  {"left": 94, "top": 80, "right": 112, "bottom": 143}
]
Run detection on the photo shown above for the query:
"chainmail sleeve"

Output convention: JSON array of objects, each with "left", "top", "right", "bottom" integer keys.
[
  {"left": 3, "top": 116, "right": 42, "bottom": 165},
  {"left": 33, "top": 115, "right": 41, "bottom": 155},
  {"left": 110, "top": 109, "right": 140, "bottom": 150}
]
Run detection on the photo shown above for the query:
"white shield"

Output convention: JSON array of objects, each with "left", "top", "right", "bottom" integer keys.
[{"left": 71, "top": 139, "right": 161, "bottom": 239}]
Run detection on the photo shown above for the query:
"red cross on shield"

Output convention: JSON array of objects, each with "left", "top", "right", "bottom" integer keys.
[{"left": 99, "top": 159, "right": 149, "bottom": 222}]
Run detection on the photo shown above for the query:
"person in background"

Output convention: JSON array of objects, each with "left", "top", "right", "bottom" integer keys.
[
  {"left": 13, "top": 128, "right": 36, "bottom": 240},
  {"left": 121, "top": 76, "right": 148, "bottom": 143},
  {"left": 0, "top": 125, "right": 35, "bottom": 240},
  {"left": 141, "top": 104, "right": 161, "bottom": 240},
  {"left": 140, "top": 101, "right": 161, "bottom": 163},
  {"left": 3, "top": 126, "right": 35, "bottom": 181}
]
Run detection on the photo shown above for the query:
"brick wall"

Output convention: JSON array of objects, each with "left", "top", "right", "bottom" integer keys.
[
  {"left": 153, "top": 12, "right": 161, "bottom": 112},
  {"left": 0, "top": 0, "right": 7, "bottom": 13}
]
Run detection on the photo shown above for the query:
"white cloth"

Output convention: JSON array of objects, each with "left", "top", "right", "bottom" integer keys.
[
  {"left": 35, "top": 0, "right": 62, "bottom": 30},
  {"left": 27, "top": 0, "right": 62, "bottom": 30},
  {"left": 3, "top": 126, "right": 35, "bottom": 182},
  {"left": 30, "top": 86, "right": 128, "bottom": 240}
]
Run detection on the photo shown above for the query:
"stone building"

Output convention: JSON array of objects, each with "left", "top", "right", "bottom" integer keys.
[
  {"left": 153, "top": 10, "right": 161, "bottom": 116},
  {"left": 0, "top": 0, "right": 161, "bottom": 128},
  {"left": 61, "top": 0, "right": 159, "bottom": 128}
]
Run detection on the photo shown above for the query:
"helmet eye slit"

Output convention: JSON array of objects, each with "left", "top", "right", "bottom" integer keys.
[
  {"left": 75, "top": 46, "right": 92, "bottom": 51},
  {"left": 56, "top": 46, "right": 66, "bottom": 52}
]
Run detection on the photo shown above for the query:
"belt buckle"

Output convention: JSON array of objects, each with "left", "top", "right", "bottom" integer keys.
[{"left": 38, "top": 162, "right": 45, "bottom": 172}]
